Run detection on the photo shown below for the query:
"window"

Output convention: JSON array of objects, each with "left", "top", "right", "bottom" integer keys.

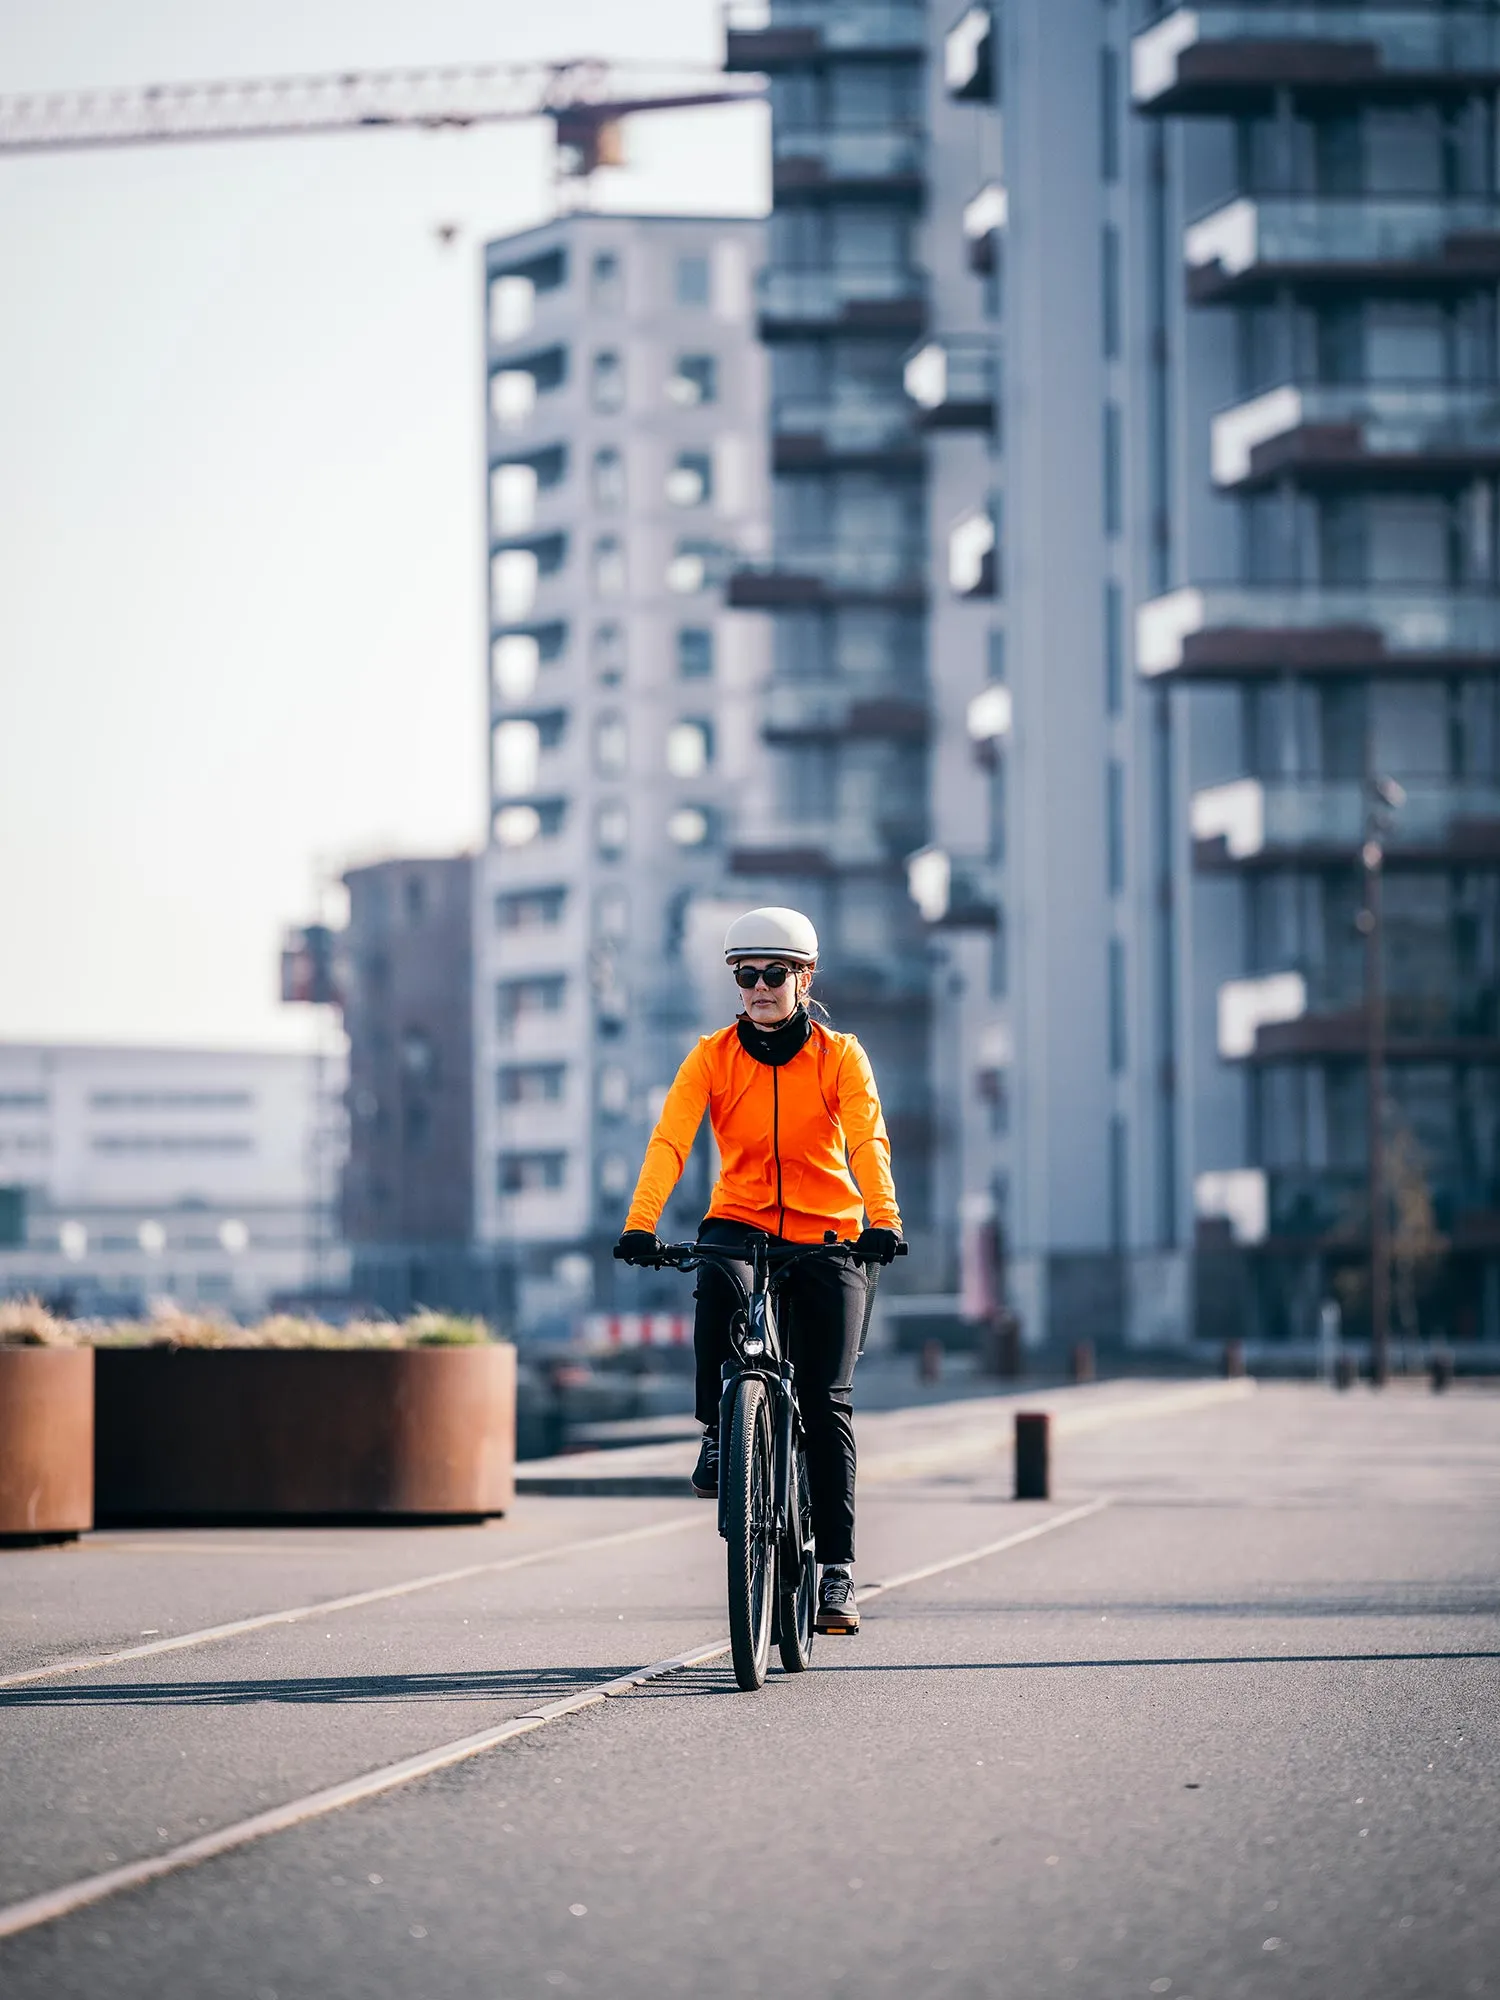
[
  {"left": 668, "top": 539, "right": 728, "bottom": 594},
  {"left": 492, "top": 719, "right": 541, "bottom": 798},
  {"left": 666, "top": 450, "right": 713, "bottom": 507},
  {"left": 595, "top": 713, "right": 628, "bottom": 777},
  {"left": 592, "top": 350, "right": 625, "bottom": 413},
  {"left": 666, "top": 354, "right": 717, "bottom": 406},
  {"left": 496, "top": 976, "right": 566, "bottom": 1028},
  {"left": 1109, "top": 1114, "right": 1127, "bottom": 1249},
  {"left": 498, "top": 1063, "right": 566, "bottom": 1105},
  {"left": 598, "top": 1064, "right": 630, "bottom": 1116},
  {"left": 666, "top": 719, "right": 712, "bottom": 779},
  {"left": 1108, "top": 938, "right": 1127, "bottom": 1074},
  {"left": 668, "top": 806, "right": 713, "bottom": 847},
  {"left": 87, "top": 1091, "right": 249, "bottom": 1110},
  {"left": 591, "top": 251, "right": 622, "bottom": 307},
  {"left": 596, "top": 801, "right": 628, "bottom": 858},
  {"left": 490, "top": 370, "right": 535, "bottom": 429},
  {"left": 402, "top": 877, "right": 427, "bottom": 928},
  {"left": 492, "top": 633, "right": 540, "bottom": 702},
  {"left": 493, "top": 799, "right": 565, "bottom": 847},
  {"left": 677, "top": 627, "right": 714, "bottom": 679},
  {"left": 498, "top": 1150, "right": 566, "bottom": 1193},
  {"left": 495, "top": 887, "right": 566, "bottom": 930},
  {"left": 599, "top": 1154, "right": 632, "bottom": 1197},
  {"left": 1104, "top": 581, "right": 1124, "bottom": 715},
  {"left": 490, "top": 461, "right": 537, "bottom": 535},
  {"left": 1100, "top": 45, "right": 1121, "bottom": 183},
  {"left": 592, "top": 447, "right": 625, "bottom": 509},
  {"left": 593, "top": 535, "right": 626, "bottom": 596},
  {"left": 593, "top": 622, "right": 626, "bottom": 685},
  {"left": 676, "top": 254, "right": 710, "bottom": 307},
  {"left": 403, "top": 1101, "right": 432, "bottom": 1154},
  {"left": 1103, "top": 402, "right": 1122, "bottom": 537},
  {"left": 1106, "top": 759, "right": 1126, "bottom": 893},
  {"left": 488, "top": 275, "right": 534, "bottom": 343},
  {"left": 1102, "top": 224, "right": 1121, "bottom": 360},
  {"left": 491, "top": 549, "right": 538, "bottom": 622}
]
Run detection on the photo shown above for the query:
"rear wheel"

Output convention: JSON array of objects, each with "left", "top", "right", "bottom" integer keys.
[
  {"left": 725, "top": 1376, "right": 775, "bottom": 1691},
  {"left": 776, "top": 1439, "right": 815, "bottom": 1674}
]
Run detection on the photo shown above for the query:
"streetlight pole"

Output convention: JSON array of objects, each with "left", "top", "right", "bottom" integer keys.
[{"left": 1358, "top": 775, "right": 1404, "bottom": 1387}]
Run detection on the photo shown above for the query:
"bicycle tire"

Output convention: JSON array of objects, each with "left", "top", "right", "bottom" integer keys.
[
  {"left": 725, "top": 1376, "right": 775, "bottom": 1691},
  {"left": 776, "top": 1438, "right": 815, "bottom": 1674}
]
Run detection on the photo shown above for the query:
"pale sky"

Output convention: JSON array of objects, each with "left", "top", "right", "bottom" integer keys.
[{"left": 0, "top": 0, "right": 766, "bottom": 1051}]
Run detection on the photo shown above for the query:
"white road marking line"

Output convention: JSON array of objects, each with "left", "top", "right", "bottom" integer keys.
[
  {"left": 0, "top": 1497, "right": 1104, "bottom": 1943},
  {"left": 0, "top": 1516, "right": 700, "bottom": 1691},
  {"left": 856, "top": 1497, "right": 1110, "bottom": 1601}
]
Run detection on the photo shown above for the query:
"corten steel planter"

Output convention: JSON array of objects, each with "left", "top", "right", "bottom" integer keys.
[
  {"left": 94, "top": 1344, "right": 515, "bottom": 1525},
  {"left": 0, "top": 1347, "right": 94, "bottom": 1542}
]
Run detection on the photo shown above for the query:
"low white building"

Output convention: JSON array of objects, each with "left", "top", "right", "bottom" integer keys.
[{"left": 0, "top": 1043, "right": 347, "bottom": 1318}]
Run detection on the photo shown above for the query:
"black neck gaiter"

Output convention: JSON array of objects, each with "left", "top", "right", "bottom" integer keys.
[{"left": 736, "top": 1004, "right": 812, "bottom": 1067}]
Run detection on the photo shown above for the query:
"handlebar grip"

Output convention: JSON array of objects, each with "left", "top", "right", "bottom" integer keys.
[{"left": 896, "top": 1241, "right": 909, "bottom": 1256}]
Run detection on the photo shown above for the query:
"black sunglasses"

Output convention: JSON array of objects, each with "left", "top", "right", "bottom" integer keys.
[{"left": 732, "top": 962, "right": 797, "bottom": 990}]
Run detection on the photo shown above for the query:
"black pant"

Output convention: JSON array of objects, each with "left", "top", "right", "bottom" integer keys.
[{"left": 692, "top": 1218, "right": 873, "bottom": 1565}]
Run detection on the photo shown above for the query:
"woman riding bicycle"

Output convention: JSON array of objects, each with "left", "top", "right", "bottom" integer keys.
[{"left": 615, "top": 906, "right": 903, "bottom": 1636}]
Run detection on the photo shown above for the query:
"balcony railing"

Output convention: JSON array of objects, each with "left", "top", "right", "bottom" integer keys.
[
  {"left": 731, "top": 809, "right": 926, "bottom": 874},
  {"left": 772, "top": 125, "right": 923, "bottom": 187},
  {"left": 758, "top": 263, "right": 927, "bottom": 328},
  {"left": 1191, "top": 776, "right": 1500, "bottom": 861},
  {"left": 1211, "top": 379, "right": 1500, "bottom": 485},
  {"left": 724, "top": 1, "right": 926, "bottom": 60},
  {"left": 761, "top": 678, "right": 930, "bottom": 741},
  {"left": 1184, "top": 194, "right": 1500, "bottom": 299},
  {"left": 1134, "top": 6, "right": 1500, "bottom": 114},
  {"left": 729, "top": 542, "right": 926, "bottom": 604},
  {"left": 1138, "top": 583, "right": 1500, "bottom": 677},
  {"left": 904, "top": 336, "right": 999, "bottom": 430},
  {"left": 771, "top": 391, "right": 918, "bottom": 460}
]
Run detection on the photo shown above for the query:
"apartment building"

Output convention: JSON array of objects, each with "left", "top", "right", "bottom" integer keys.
[
  {"left": 0, "top": 1043, "right": 347, "bottom": 1317},
  {"left": 724, "top": 0, "right": 939, "bottom": 1271},
  {"left": 908, "top": 1, "right": 1185, "bottom": 1345},
  {"left": 476, "top": 211, "right": 770, "bottom": 1337},
  {"left": 1134, "top": 1, "right": 1500, "bottom": 1350}
]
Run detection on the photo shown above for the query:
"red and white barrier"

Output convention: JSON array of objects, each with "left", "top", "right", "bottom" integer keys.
[{"left": 579, "top": 1312, "right": 693, "bottom": 1352}]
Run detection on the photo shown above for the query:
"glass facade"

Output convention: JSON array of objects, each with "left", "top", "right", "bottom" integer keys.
[{"left": 1137, "top": 0, "right": 1500, "bottom": 1347}]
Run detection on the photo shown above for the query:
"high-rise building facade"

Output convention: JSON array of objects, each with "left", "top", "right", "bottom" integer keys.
[
  {"left": 476, "top": 212, "right": 770, "bottom": 1337},
  {"left": 1134, "top": 1, "right": 1500, "bottom": 1350},
  {"left": 725, "top": 1, "right": 939, "bottom": 1270},
  {"left": 910, "top": 2, "right": 1185, "bottom": 1345},
  {"left": 341, "top": 854, "right": 477, "bottom": 1314}
]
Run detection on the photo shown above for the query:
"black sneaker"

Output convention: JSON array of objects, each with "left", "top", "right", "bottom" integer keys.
[
  {"left": 691, "top": 1428, "right": 719, "bottom": 1499},
  {"left": 815, "top": 1567, "right": 859, "bottom": 1635}
]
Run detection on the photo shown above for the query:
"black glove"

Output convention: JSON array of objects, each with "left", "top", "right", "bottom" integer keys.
[
  {"left": 613, "top": 1230, "right": 660, "bottom": 1266},
  {"left": 855, "top": 1226, "right": 902, "bottom": 1267}
]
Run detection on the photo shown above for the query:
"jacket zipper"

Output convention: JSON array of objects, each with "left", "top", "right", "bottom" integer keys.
[{"left": 772, "top": 1066, "right": 785, "bottom": 1238}]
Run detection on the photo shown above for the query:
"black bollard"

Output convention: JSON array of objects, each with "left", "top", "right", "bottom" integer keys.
[
  {"left": 918, "top": 1337, "right": 944, "bottom": 1385},
  {"left": 1069, "top": 1340, "right": 1096, "bottom": 1385},
  {"left": 1333, "top": 1353, "right": 1357, "bottom": 1391},
  {"left": 1222, "top": 1338, "right": 1246, "bottom": 1379},
  {"left": 1430, "top": 1348, "right": 1453, "bottom": 1393},
  {"left": 1014, "top": 1410, "right": 1050, "bottom": 1500}
]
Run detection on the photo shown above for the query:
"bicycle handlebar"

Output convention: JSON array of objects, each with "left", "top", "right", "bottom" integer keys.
[{"left": 631, "top": 1236, "right": 906, "bottom": 1275}]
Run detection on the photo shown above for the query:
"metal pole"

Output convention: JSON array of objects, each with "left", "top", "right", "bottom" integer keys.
[{"left": 1362, "top": 836, "right": 1390, "bottom": 1387}]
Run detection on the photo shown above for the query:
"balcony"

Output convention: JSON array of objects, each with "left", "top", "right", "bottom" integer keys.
[
  {"left": 1184, "top": 195, "right": 1500, "bottom": 303},
  {"left": 761, "top": 678, "right": 930, "bottom": 743},
  {"left": 757, "top": 263, "right": 927, "bottom": 337},
  {"left": 1137, "top": 583, "right": 1500, "bottom": 679},
  {"left": 724, "top": 1, "right": 925, "bottom": 69},
  {"left": 728, "top": 542, "right": 927, "bottom": 608},
  {"left": 772, "top": 126, "right": 923, "bottom": 199},
  {"left": 771, "top": 391, "right": 919, "bottom": 470},
  {"left": 904, "top": 336, "right": 998, "bottom": 432},
  {"left": 1191, "top": 776, "right": 1500, "bottom": 868},
  {"left": 1211, "top": 381, "right": 1500, "bottom": 489},
  {"left": 730, "top": 809, "right": 927, "bottom": 877},
  {"left": 1134, "top": 6, "right": 1500, "bottom": 117}
]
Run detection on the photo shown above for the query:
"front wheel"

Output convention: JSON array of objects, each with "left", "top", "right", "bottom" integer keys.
[
  {"left": 776, "top": 1439, "right": 815, "bottom": 1674},
  {"left": 724, "top": 1376, "right": 775, "bottom": 1691}
]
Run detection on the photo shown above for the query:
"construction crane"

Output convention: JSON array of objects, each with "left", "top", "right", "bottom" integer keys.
[{"left": 0, "top": 58, "right": 765, "bottom": 183}]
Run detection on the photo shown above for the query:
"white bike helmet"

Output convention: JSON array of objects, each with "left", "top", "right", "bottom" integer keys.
[{"left": 723, "top": 906, "right": 819, "bottom": 965}]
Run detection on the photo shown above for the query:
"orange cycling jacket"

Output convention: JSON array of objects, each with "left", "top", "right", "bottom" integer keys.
[{"left": 624, "top": 1019, "right": 901, "bottom": 1244}]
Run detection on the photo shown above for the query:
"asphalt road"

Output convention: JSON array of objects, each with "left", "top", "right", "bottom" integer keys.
[{"left": 1, "top": 1382, "right": 1496, "bottom": 1999}]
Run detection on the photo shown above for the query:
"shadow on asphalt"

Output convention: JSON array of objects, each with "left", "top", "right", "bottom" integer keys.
[{"left": 0, "top": 1664, "right": 647, "bottom": 1709}]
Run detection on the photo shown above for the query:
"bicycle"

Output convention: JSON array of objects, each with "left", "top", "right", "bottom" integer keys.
[{"left": 624, "top": 1231, "right": 898, "bottom": 1691}]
